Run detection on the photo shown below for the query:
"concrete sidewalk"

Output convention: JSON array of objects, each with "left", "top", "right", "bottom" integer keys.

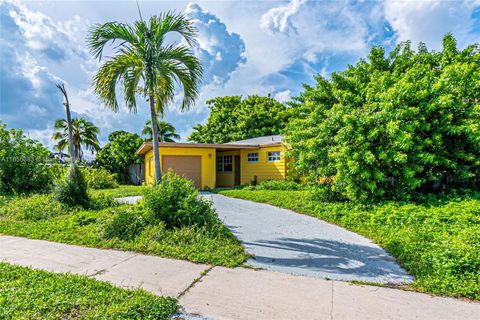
[{"left": 1, "top": 235, "right": 478, "bottom": 320}]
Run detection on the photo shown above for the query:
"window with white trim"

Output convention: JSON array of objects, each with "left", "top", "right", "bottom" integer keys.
[
  {"left": 268, "top": 151, "right": 281, "bottom": 162},
  {"left": 216, "top": 155, "right": 233, "bottom": 172},
  {"left": 247, "top": 152, "right": 259, "bottom": 163}
]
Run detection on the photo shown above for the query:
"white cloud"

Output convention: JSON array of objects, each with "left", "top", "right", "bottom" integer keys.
[
  {"left": 260, "top": 0, "right": 306, "bottom": 34},
  {"left": 185, "top": 3, "right": 246, "bottom": 86},
  {"left": 384, "top": 0, "right": 479, "bottom": 50},
  {"left": 274, "top": 90, "right": 292, "bottom": 103}
]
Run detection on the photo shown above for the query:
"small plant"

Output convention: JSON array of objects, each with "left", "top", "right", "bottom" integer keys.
[
  {"left": 53, "top": 164, "right": 89, "bottom": 208},
  {"left": 83, "top": 167, "right": 118, "bottom": 189},
  {"left": 143, "top": 171, "right": 218, "bottom": 228},
  {"left": 0, "top": 194, "right": 65, "bottom": 221},
  {"left": 104, "top": 207, "right": 146, "bottom": 240}
]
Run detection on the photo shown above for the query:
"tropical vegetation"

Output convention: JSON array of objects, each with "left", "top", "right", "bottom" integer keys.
[
  {"left": 52, "top": 117, "right": 100, "bottom": 162},
  {"left": 0, "top": 262, "right": 177, "bottom": 319},
  {"left": 0, "top": 121, "right": 52, "bottom": 194},
  {"left": 94, "top": 130, "right": 143, "bottom": 184},
  {"left": 142, "top": 118, "right": 180, "bottom": 142},
  {"left": 88, "top": 12, "right": 203, "bottom": 182},
  {"left": 189, "top": 95, "right": 290, "bottom": 143},
  {"left": 0, "top": 174, "right": 247, "bottom": 267},
  {"left": 285, "top": 34, "right": 480, "bottom": 202},
  {"left": 218, "top": 186, "right": 480, "bottom": 300}
]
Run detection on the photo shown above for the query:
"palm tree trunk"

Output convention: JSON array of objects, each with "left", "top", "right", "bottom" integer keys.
[
  {"left": 57, "top": 83, "right": 75, "bottom": 168},
  {"left": 149, "top": 95, "right": 162, "bottom": 182}
]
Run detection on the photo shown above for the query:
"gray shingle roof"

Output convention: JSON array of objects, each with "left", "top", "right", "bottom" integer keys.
[{"left": 225, "top": 135, "right": 283, "bottom": 145}]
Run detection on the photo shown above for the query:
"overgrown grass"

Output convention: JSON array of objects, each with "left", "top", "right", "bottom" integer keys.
[
  {"left": 0, "top": 262, "right": 177, "bottom": 319},
  {"left": 0, "top": 193, "right": 247, "bottom": 267},
  {"left": 89, "top": 185, "right": 147, "bottom": 198},
  {"left": 217, "top": 188, "right": 480, "bottom": 300}
]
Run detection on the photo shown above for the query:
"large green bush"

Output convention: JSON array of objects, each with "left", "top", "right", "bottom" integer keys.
[
  {"left": 0, "top": 122, "right": 52, "bottom": 194},
  {"left": 286, "top": 34, "right": 480, "bottom": 202},
  {"left": 53, "top": 164, "right": 90, "bottom": 208},
  {"left": 83, "top": 167, "right": 118, "bottom": 189},
  {"left": 188, "top": 95, "right": 290, "bottom": 143},
  {"left": 143, "top": 171, "right": 218, "bottom": 228},
  {"left": 94, "top": 130, "right": 143, "bottom": 184}
]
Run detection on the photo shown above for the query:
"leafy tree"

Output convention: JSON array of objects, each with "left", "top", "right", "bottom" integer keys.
[
  {"left": 286, "top": 34, "right": 480, "bottom": 202},
  {"left": 142, "top": 117, "right": 180, "bottom": 142},
  {"left": 52, "top": 117, "right": 100, "bottom": 162},
  {"left": 88, "top": 13, "right": 203, "bottom": 182},
  {"left": 188, "top": 95, "right": 290, "bottom": 143},
  {"left": 0, "top": 121, "right": 51, "bottom": 193},
  {"left": 94, "top": 130, "right": 143, "bottom": 184}
]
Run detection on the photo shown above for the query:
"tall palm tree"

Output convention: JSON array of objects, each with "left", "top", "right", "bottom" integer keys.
[
  {"left": 88, "top": 13, "right": 203, "bottom": 182},
  {"left": 142, "top": 118, "right": 180, "bottom": 142},
  {"left": 52, "top": 117, "right": 100, "bottom": 162}
]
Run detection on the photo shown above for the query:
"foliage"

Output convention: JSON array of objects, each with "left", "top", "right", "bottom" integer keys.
[
  {"left": 142, "top": 117, "right": 180, "bottom": 142},
  {"left": 0, "top": 194, "right": 247, "bottom": 267},
  {"left": 285, "top": 34, "right": 480, "bottom": 202},
  {"left": 0, "top": 194, "right": 64, "bottom": 221},
  {"left": 219, "top": 188, "right": 480, "bottom": 300},
  {"left": 188, "top": 95, "right": 290, "bottom": 143},
  {"left": 94, "top": 130, "right": 143, "bottom": 184},
  {"left": 88, "top": 12, "right": 203, "bottom": 183},
  {"left": 255, "top": 179, "right": 308, "bottom": 191},
  {"left": 83, "top": 167, "right": 118, "bottom": 189},
  {"left": 143, "top": 171, "right": 218, "bottom": 228},
  {"left": 104, "top": 206, "right": 146, "bottom": 240},
  {"left": 52, "top": 117, "right": 100, "bottom": 162},
  {"left": 53, "top": 164, "right": 90, "bottom": 208},
  {"left": 0, "top": 121, "right": 52, "bottom": 194},
  {"left": 0, "top": 262, "right": 178, "bottom": 319}
]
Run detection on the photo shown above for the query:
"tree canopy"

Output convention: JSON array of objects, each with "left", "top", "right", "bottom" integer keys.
[
  {"left": 286, "top": 34, "right": 480, "bottom": 202},
  {"left": 142, "top": 118, "right": 180, "bottom": 142},
  {"left": 94, "top": 130, "right": 143, "bottom": 184},
  {"left": 188, "top": 95, "right": 290, "bottom": 143}
]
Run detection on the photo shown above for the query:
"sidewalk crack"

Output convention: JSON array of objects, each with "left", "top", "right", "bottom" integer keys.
[
  {"left": 88, "top": 253, "right": 138, "bottom": 277},
  {"left": 177, "top": 266, "right": 214, "bottom": 299},
  {"left": 330, "top": 281, "right": 334, "bottom": 320}
]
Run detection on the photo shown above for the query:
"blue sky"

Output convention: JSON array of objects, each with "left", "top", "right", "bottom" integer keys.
[{"left": 1, "top": 0, "right": 479, "bottom": 150}]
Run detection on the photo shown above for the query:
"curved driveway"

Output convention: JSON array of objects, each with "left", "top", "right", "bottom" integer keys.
[{"left": 205, "top": 193, "right": 413, "bottom": 284}]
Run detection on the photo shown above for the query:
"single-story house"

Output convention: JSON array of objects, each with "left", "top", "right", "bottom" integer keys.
[{"left": 136, "top": 135, "right": 288, "bottom": 189}]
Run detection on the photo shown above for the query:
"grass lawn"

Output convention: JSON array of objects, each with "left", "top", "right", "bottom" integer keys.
[
  {"left": 89, "top": 185, "right": 147, "bottom": 198},
  {"left": 0, "top": 193, "right": 247, "bottom": 267},
  {"left": 0, "top": 262, "right": 177, "bottom": 319},
  {"left": 217, "top": 188, "right": 480, "bottom": 300}
]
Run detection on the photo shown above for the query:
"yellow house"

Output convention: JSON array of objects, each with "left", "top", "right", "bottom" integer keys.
[{"left": 136, "top": 135, "right": 288, "bottom": 189}]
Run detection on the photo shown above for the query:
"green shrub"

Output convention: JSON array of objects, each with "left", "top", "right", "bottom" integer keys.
[
  {"left": 143, "top": 171, "right": 218, "bottom": 228},
  {"left": 83, "top": 167, "right": 118, "bottom": 189},
  {"left": 53, "top": 164, "right": 90, "bottom": 208},
  {"left": 0, "top": 122, "right": 52, "bottom": 194},
  {"left": 104, "top": 207, "right": 146, "bottom": 240},
  {"left": 256, "top": 179, "right": 307, "bottom": 191},
  {"left": 285, "top": 34, "right": 480, "bottom": 202},
  {"left": 0, "top": 194, "right": 65, "bottom": 221}
]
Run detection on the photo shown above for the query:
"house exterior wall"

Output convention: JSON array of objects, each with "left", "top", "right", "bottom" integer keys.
[
  {"left": 144, "top": 147, "right": 216, "bottom": 189},
  {"left": 216, "top": 150, "right": 240, "bottom": 187},
  {"left": 240, "top": 145, "right": 287, "bottom": 185}
]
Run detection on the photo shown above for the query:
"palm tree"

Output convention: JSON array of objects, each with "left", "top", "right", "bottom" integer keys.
[
  {"left": 142, "top": 118, "right": 180, "bottom": 142},
  {"left": 56, "top": 83, "right": 75, "bottom": 167},
  {"left": 52, "top": 117, "right": 100, "bottom": 162},
  {"left": 88, "top": 13, "right": 203, "bottom": 182}
]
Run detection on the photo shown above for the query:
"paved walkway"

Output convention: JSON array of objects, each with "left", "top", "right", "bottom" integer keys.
[
  {"left": 1, "top": 235, "right": 478, "bottom": 320},
  {"left": 204, "top": 193, "right": 412, "bottom": 284}
]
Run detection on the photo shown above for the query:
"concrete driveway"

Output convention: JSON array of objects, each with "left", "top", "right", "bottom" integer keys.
[{"left": 204, "top": 193, "right": 413, "bottom": 284}]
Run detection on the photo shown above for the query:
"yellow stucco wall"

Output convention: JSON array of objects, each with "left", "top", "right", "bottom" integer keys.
[
  {"left": 240, "top": 145, "right": 287, "bottom": 185},
  {"left": 216, "top": 150, "right": 240, "bottom": 187},
  {"left": 144, "top": 147, "right": 216, "bottom": 189}
]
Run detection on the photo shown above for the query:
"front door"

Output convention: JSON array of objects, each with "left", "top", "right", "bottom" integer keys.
[{"left": 234, "top": 155, "right": 241, "bottom": 186}]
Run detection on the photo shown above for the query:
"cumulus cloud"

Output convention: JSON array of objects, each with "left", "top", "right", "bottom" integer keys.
[
  {"left": 260, "top": 0, "right": 306, "bottom": 34},
  {"left": 185, "top": 3, "right": 246, "bottom": 86},
  {"left": 384, "top": 0, "right": 480, "bottom": 50},
  {"left": 274, "top": 90, "right": 292, "bottom": 103}
]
